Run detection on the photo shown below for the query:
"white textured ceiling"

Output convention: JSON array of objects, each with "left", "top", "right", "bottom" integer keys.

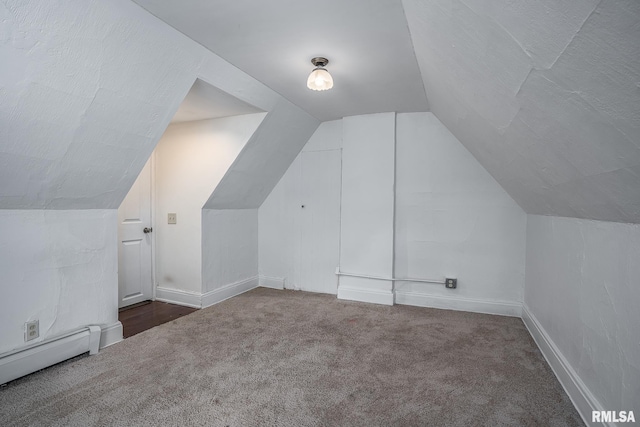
[
  {"left": 3, "top": 0, "right": 638, "bottom": 224},
  {"left": 131, "top": 0, "right": 429, "bottom": 122},
  {"left": 133, "top": 0, "right": 640, "bottom": 223},
  {"left": 403, "top": 0, "right": 640, "bottom": 224},
  {"left": 171, "top": 79, "right": 263, "bottom": 123}
]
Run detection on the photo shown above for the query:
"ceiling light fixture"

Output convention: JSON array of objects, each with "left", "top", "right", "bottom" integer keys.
[{"left": 307, "top": 57, "right": 333, "bottom": 91}]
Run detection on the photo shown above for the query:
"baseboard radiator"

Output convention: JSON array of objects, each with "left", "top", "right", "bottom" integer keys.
[{"left": 0, "top": 325, "right": 101, "bottom": 385}]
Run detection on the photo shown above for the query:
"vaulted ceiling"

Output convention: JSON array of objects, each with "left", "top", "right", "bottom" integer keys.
[
  {"left": 131, "top": 0, "right": 430, "bottom": 122},
  {"left": 2, "top": 0, "right": 638, "bottom": 224},
  {"left": 134, "top": 0, "right": 640, "bottom": 224}
]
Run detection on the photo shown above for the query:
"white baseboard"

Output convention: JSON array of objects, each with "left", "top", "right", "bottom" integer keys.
[
  {"left": 155, "top": 287, "right": 202, "bottom": 309},
  {"left": 99, "top": 321, "right": 123, "bottom": 349},
  {"left": 1, "top": 326, "right": 102, "bottom": 385},
  {"left": 337, "top": 287, "right": 394, "bottom": 305},
  {"left": 337, "top": 276, "right": 394, "bottom": 305},
  {"left": 259, "top": 275, "right": 285, "bottom": 290},
  {"left": 201, "top": 276, "right": 259, "bottom": 308},
  {"left": 522, "top": 305, "right": 606, "bottom": 427},
  {"left": 395, "top": 291, "right": 522, "bottom": 317}
]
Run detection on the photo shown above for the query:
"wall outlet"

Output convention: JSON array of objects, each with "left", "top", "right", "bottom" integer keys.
[
  {"left": 168, "top": 213, "right": 177, "bottom": 224},
  {"left": 25, "top": 320, "right": 39, "bottom": 342},
  {"left": 445, "top": 278, "right": 457, "bottom": 289}
]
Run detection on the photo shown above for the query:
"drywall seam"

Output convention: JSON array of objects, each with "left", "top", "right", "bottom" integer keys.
[
  {"left": 542, "top": 0, "right": 602, "bottom": 71},
  {"left": 522, "top": 305, "right": 607, "bottom": 427}
]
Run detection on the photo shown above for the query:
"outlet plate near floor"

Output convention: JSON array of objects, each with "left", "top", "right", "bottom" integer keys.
[{"left": 25, "top": 320, "right": 39, "bottom": 342}]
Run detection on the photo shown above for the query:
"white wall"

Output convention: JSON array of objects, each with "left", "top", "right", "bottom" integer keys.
[
  {"left": 202, "top": 209, "right": 258, "bottom": 295},
  {"left": 259, "top": 112, "right": 526, "bottom": 315},
  {"left": 525, "top": 215, "right": 640, "bottom": 415},
  {"left": 1, "top": 0, "right": 308, "bottom": 356},
  {"left": 0, "top": 210, "right": 118, "bottom": 354},
  {"left": 338, "top": 113, "right": 396, "bottom": 305},
  {"left": 394, "top": 113, "right": 526, "bottom": 315},
  {"left": 154, "top": 114, "right": 265, "bottom": 294},
  {"left": 259, "top": 121, "right": 342, "bottom": 293}
]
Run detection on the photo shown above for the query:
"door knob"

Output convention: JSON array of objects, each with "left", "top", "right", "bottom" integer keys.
[{"left": 143, "top": 227, "right": 153, "bottom": 234}]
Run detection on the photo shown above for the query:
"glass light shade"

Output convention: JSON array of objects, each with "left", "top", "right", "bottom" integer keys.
[{"left": 307, "top": 68, "right": 333, "bottom": 91}]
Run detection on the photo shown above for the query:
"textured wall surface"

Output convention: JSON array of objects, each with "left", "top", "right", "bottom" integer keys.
[
  {"left": 0, "top": 0, "right": 288, "bottom": 211},
  {"left": 0, "top": 210, "right": 117, "bottom": 354},
  {"left": 1, "top": 0, "right": 198, "bottom": 209},
  {"left": 404, "top": 0, "right": 640, "bottom": 223},
  {"left": 525, "top": 215, "right": 640, "bottom": 412},
  {"left": 0, "top": 0, "right": 307, "bottom": 356}
]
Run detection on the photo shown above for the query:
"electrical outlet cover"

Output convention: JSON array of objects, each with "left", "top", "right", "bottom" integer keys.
[
  {"left": 25, "top": 320, "right": 39, "bottom": 341},
  {"left": 445, "top": 278, "right": 457, "bottom": 289}
]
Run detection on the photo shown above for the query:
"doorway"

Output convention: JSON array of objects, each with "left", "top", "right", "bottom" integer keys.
[{"left": 117, "top": 157, "right": 154, "bottom": 308}]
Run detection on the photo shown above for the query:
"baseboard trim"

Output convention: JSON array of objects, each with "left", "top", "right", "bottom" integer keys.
[
  {"left": 395, "top": 291, "right": 522, "bottom": 317},
  {"left": 155, "top": 287, "right": 202, "bottom": 309},
  {"left": 337, "top": 286, "right": 394, "bottom": 306},
  {"left": 201, "top": 276, "right": 259, "bottom": 308},
  {"left": 259, "top": 275, "right": 285, "bottom": 290},
  {"left": 1, "top": 326, "right": 102, "bottom": 385},
  {"left": 522, "top": 305, "right": 606, "bottom": 427},
  {"left": 99, "top": 321, "right": 123, "bottom": 349}
]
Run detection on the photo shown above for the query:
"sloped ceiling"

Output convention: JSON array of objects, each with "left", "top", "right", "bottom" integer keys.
[
  {"left": 0, "top": 0, "right": 313, "bottom": 211},
  {"left": 131, "top": 0, "right": 429, "bottom": 122},
  {"left": 205, "top": 98, "right": 320, "bottom": 209},
  {"left": 171, "top": 79, "right": 264, "bottom": 123},
  {"left": 403, "top": 0, "right": 640, "bottom": 224},
  {"left": 3, "top": 0, "right": 638, "bottom": 224}
]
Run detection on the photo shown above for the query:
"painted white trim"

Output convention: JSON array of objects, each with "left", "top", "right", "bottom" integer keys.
[
  {"left": 522, "top": 305, "right": 607, "bottom": 427},
  {"left": 202, "top": 276, "right": 259, "bottom": 308},
  {"left": 155, "top": 287, "right": 202, "bottom": 309},
  {"left": 99, "top": 321, "right": 123, "bottom": 349},
  {"left": 335, "top": 268, "right": 445, "bottom": 285},
  {"left": 88, "top": 325, "right": 101, "bottom": 355},
  {"left": 259, "top": 275, "right": 285, "bottom": 290},
  {"left": 150, "top": 151, "right": 157, "bottom": 302},
  {"left": 395, "top": 291, "right": 522, "bottom": 317},
  {"left": 337, "top": 286, "right": 394, "bottom": 306},
  {"left": 0, "top": 326, "right": 102, "bottom": 385}
]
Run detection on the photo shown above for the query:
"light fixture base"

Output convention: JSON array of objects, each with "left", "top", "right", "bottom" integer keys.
[{"left": 311, "top": 57, "right": 329, "bottom": 67}]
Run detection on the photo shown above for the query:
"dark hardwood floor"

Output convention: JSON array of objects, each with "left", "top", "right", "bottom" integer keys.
[{"left": 118, "top": 301, "right": 198, "bottom": 338}]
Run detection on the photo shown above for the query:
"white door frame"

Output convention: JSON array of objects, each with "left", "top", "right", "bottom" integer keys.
[
  {"left": 150, "top": 151, "right": 157, "bottom": 301},
  {"left": 117, "top": 153, "right": 157, "bottom": 307}
]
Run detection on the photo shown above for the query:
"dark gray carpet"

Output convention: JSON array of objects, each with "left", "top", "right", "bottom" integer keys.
[{"left": 1, "top": 288, "right": 583, "bottom": 426}]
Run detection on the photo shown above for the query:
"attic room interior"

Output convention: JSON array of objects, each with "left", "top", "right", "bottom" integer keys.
[{"left": 0, "top": 0, "right": 638, "bottom": 426}]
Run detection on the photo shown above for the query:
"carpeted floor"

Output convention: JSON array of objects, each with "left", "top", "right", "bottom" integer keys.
[{"left": 1, "top": 288, "right": 583, "bottom": 426}]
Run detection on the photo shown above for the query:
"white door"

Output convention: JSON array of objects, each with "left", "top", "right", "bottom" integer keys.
[
  {"left": 118, "top": 158, "right": 153, "bottom": 308},
  {"left": 299, "top": 150, "right": 342, "bottom": 294}
]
